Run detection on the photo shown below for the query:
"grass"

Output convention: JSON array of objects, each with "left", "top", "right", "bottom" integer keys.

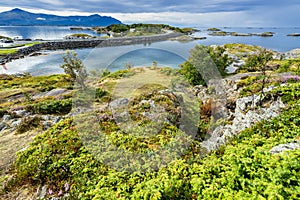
[
  {"left": 111, "top": 68, "right": 172, "bottom": 98},
  {"left": 224, "top": 43, "right": 263, "bottom": 55},
  {"left": 0, "top": 74, "right": 71, "bottom": 91},
  {"left": 0, "top": 42, "right": 41, "bottom": 55},
  {"left": 0, "top": 49, "right": 18, "bottom": 55},
  {"left": 0, "top": 74, "right": 73, "bottom": 111}
]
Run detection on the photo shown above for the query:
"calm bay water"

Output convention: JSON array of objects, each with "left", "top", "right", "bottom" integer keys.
[
  {"left": 1, "top": 26, "right": 300, "bottom": 75},
  {"left": 0, "top": 26, "right": 102, "bottom": 40},
  {"left": 194, "top": 27, "right": 300, "bottom": 52}
]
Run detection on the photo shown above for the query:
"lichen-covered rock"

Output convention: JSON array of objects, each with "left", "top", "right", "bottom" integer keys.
[
  {"left": 270, "top": 141, "right": 300, "bottom": 154},
  {"left": 201, "top": 96, "right": 286, "bottom": 152}
]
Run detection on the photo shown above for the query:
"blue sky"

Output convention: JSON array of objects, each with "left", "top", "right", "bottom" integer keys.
[{"left": 0, "top": 0, "right": 299, "bottom": 27}]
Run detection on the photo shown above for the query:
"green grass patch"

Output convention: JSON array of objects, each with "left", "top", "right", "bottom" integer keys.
[
  {"left": 0, "top": 49, "right": 18, "bottom": 55},
  {"left": 0, "top": 74, "right": 72, "bottom": 92}
]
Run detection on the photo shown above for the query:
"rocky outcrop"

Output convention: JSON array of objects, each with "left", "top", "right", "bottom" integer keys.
[
  {"left": 282, "top": 48, "right": 300, "bottom": 59},
  {"left": 196, "top": 78, "right": 287, "bottom": 152},
  {"left": 287, "top": 33, "right": 300, "bottom": 37},
  {"left": 201, "top": 94, "right": 285, "bottom": 152},
  {"left": 0, "top": 88, "right": 73, "bottom": 133},
  {"left": 33, "top": 88, "right": 71, "bottom": 100},
  {"left": 270, "top": 141, "right": 300, "bottom": 154}
]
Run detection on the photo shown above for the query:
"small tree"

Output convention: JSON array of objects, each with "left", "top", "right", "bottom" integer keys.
[
  {"left": 60, "top": 51, "right": 87, "bottom": 89},
  {"left": 152, "top": 61, "right": 158, "bottom": 68},
  {"left": 243, "top": 50, "right": 273, "bottom": 97},
  {"left": 180, "top": 45, "right": 232, "bottom": 86},
  {"left": 125, "top": 63, "right": 133, "bottom": 70}
]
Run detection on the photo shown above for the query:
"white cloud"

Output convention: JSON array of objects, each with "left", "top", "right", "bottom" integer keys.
[
  {"left": 0, "top": 6, "right": 93, "bottom": 16},
  {"left": 105, "top": 11, "right": 264, "bottom": 27},
  {"left": 0, "top": 1, "right": 299, "bottom": 27},
  {"left": 36, "top": 17, "right": 46, "bottom": 20}
]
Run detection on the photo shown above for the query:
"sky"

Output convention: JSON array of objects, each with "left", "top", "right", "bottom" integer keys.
[{"left": 0, "top": 0, "right": 299, "bottom": 27}]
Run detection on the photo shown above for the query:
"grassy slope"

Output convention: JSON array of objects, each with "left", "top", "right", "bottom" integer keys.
[{"left": 0, "top": 67, "right": 299, "bottom": 199}]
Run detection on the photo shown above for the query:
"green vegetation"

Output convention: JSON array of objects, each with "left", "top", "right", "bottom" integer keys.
[
  {"left": 0, "top": 35, "right": 12, "bottom": 41},
  {"left": 0, "top": 74, "right": 72, "bottom": 111},
  {"left": 65, "top": 34, "right": 94, "bottom": 39},
  {"left": 107, "top": 24, "right": 130, "bottom": 33},
  {"left": 207, "top": 28, "right": 222, "bottom": 31},
  {"left": 60, "top": 51, "right": 88, "bottom": 89},
  {"left": 0, "top": 42, "right": 41, "bottom": 55},
  {"left": 224, "top": 43, "right": 263, "bottom": 56},
  {"left": 16, "top": 116, "right": 42, "bottom": 134},
  {"left": 1, "top": 43, "right": 300, "bottom": 199},
  {"left": 239, "top": 50, "right": 274, "bottom": 72},
  {"left": 24, "top": 42, "right": 41, "bottom": 47},
  {"left": 95, "top": 23, "right": 195, "bottom": 37},
  {"left": 0, "top": 49, "right": 18, "bottom": 55},
  {"left": 259, "top": 32, "right": 274, "bottom": 37},
  {"left": 276, "top": 58, "right": 300, "bottom": 74},
  {"left": 0, "top": 74, "right": 71, "bottom": 92},
  {"left": 29, "top": 99, "right": 72, "bottom": 115},
  {"left": 208, "top": 31, "right": 228, "bottom": 36},
  {"left": 3, "top": 82, "right": 299, "bottom": 199},
  {"left": 180, "top": 45, "right": 232, "bottom": 85}
]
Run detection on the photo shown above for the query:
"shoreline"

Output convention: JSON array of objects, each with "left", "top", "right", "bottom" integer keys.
[{"left": 0, "top": 32, "right": 183, "bottom": 65}]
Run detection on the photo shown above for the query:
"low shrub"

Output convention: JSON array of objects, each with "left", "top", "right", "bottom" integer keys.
[
  {"left": 16, "top": 116, "right": 42, "bottom": 134},
  {"left": 30, "top": 99, "right": 72, "bottom": 115}
]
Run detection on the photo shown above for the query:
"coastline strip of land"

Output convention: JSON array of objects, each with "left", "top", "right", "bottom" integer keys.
[{"left": 0, "top": 32, "right": 183, "bottom": 65}]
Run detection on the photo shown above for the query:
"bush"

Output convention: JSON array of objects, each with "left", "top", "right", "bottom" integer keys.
[
  {"left": 180, "top": 45, "right": 232, "bottom": 86},
  {"left": 240, "top": 50, "right": 273, "bottom": 72},
  {"left": 16, "top": 116, "right": 42, "bottom": 134},
  {"left": 95, "top": 88, "right": 108, "bottom": 99},
  {"left": 31, "top": 99, "right": 72, "bottom": 115}
]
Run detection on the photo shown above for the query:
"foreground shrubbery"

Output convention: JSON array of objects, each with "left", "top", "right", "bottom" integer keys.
[{"left": 4, "top": 83, "right": 299, "bottom": 199}]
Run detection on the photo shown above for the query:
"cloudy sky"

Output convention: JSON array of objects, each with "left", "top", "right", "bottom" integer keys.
[{"left": 0, "top": 0, "right": 299, "bottom": 27}]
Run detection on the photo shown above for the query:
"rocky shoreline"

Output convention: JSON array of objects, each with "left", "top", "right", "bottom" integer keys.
[{"left": 0, "top": 32, "right": 183, "bottom": 65}]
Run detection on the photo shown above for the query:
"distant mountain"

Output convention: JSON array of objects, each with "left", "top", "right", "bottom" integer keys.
[{"left": 0, "top": 8, "right": 122, "bottom": 26}]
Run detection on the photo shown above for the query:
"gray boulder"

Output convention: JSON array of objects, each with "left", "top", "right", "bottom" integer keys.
[
  {"left": 13, "top": 109, "right": 30, "bottom": 117},
  {"left": 10, "top": 119, "right": 22, "bottom": 130},
  {"left": 109, "top": 98, "right": 129, "bottom": 109},
  {"left": 0, "top": 122, "right": 7, "bottom": 131},
  {"left": 270, "top": 141, "right": 300, "bottom": 154},
  {"left": 2, "top": 114, "right": 11, "bottom": 122},
  {"left": 33, "top": 88, "right": 70, "bottom": 99}
]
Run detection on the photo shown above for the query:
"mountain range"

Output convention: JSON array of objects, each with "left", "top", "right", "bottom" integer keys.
[{"left": 0, "top": 8, "right": 122, "bottom": 26}]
